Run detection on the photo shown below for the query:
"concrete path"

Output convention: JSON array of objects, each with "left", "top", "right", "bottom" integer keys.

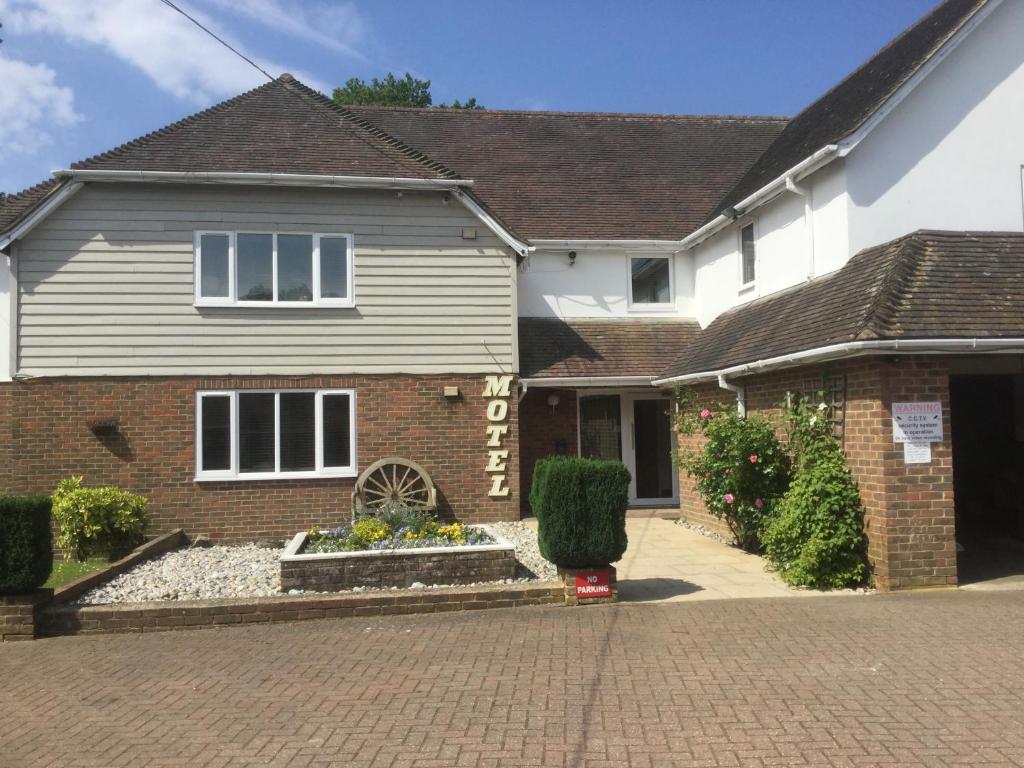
[{"left": 614, "top": 517, "right": 802, "bottom": 602}]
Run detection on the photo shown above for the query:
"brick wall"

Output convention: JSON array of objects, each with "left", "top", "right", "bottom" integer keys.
[
  {"left": 2, "top": 374, "right": 519, "bottom": 541},
  {"left": 676, "top": 356, "right": 956, "bottom": 590},
  {"left": 519, "top": 387, "right": 577, "bottom": 511},
  {"left": 675, "top": 382, "right": 734, "bottom": 539}
]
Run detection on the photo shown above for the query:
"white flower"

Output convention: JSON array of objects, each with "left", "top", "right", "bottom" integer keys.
[
  {"left": 818, "top": 402, "right": 828, "bottom": 411},
  {"left": 809, "top": 416, "right": 818, "bottom": 425}
]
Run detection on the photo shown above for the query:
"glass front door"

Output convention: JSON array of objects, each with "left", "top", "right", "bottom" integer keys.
[
  {"left": 632, "top": 398, "right": 675, "bottom": 501},
  {"left": 579, "top": 395, "right": 622, "bottom": 461}
]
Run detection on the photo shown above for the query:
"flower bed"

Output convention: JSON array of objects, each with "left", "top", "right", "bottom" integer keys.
[{"left": 281, "top": 524, "right": 516, "bottom": 592}]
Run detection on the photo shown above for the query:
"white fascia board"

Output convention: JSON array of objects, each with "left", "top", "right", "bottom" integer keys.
[
  {"left": 678, "top": 145, "right": 840, "bottom": 250},
  {"left": 451, "top": 188, "right": 532, "bottom": 258},
  {"left": 53, "top": 169, "right": 473, "bottom": 190},
  {"left": 0, "top": 182, "right": 82, "bottom": 251},
  {"left": 521, "top": 375, "right": 656, "bottom": 388},
  {"left": 532, "top": 239, "right": 683, "bottom": 252},
  {"left": 837, "top": 0, "right": 1002, "bottom": 156},
  {"left": 652, "top": 337, "right": 1024, "bottom": 386}
]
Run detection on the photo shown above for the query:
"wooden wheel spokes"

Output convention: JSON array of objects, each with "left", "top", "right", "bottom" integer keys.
[{"left": 355, "top": 458, "right": 436, "bottom": 512}]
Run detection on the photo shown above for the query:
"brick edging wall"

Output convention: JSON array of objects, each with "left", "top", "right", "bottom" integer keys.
[
  {"left": 1, "top": 374, "right": 520, "bottom": 541},
  {"left": 39, "top": 583, "right": 565, "bottom": 636}
]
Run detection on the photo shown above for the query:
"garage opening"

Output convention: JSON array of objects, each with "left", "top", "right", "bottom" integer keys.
[{"left": 950, "top": 374, "right": 1024, "bottom": 585}]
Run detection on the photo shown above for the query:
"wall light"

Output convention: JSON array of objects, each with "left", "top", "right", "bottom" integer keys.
[
  {"left": 546, "top": 393, "right": 560, "bottom": 413},
  {"left": 568, "top": 250, "right": 577, "bottom": 267}
]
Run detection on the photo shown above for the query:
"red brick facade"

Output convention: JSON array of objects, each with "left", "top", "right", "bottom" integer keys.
[
  {"left": 518, "top": 387, "right": 578, "bottom": 510},
  {"left": 677, "top": 356, "right": 956, "bottom": 590},
  {"left": 0, "top": 374, "right": 519, "bottom": 541}
]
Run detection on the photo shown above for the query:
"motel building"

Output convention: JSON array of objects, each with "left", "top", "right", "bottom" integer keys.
[{"left": 3, "top": 0, "right": 1024, "bottom": 591}]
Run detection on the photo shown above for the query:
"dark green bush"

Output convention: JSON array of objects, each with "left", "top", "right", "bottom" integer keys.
[
  {"left": 0, "top": 495, "right": 53, "bottom": 595},
  {"left": 532, "top": 456, "right": 630, "bottom": 568},
  {"left": 761, "top": 402, "right": 869, "bottom": 588}
]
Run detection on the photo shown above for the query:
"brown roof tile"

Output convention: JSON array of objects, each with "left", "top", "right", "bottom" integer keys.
[
  {"left": 0, "top": 179, "right": 61, "bottom": 234},
  {"left": 348, "top": 107, "right": 786, "bottom": 241},
  {"left": 661, "top": 230, "right": 1024, "bottom": 379},
  {"left": 520, "top": 317, "right": 699, "bottom": 379},
  {"left": 710, "top": 0, "right": 989, "bottom": 219}
]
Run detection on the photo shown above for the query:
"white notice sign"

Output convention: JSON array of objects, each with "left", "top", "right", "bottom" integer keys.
[
  {"left": 903, "top": 441, "right": 932, "bottom": 464},
  {"left": 892, "top": 401, "right": 943, "bottom": 444}
]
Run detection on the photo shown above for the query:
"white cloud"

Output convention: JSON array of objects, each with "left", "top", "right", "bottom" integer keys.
[
  {"left": 0, "top": 54, "right": 80, "bottom": 158},
  {"left": 1, "top": 0, "right": 331, "bottom": 103},
  {"left": 205, "top": 0, "right": 368, "bottom": 62}
]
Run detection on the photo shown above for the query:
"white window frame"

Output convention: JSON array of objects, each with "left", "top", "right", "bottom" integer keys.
[
  {"left": 738, "top": 221, "right": 757, "bottom": 291},
  {"left": 195, "top": 388, "right": 357, "bottom": 481},
  {"left": 194, "top": 231, "right": 355, "bottom": 308},
  {"left": 626, "top": 254, "right": 675, "bottom": 310}
]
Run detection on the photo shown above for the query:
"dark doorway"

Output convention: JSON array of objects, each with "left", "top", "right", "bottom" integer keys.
[
  {"left": 579, "top": 395, "right": 622, "bottom": 462},
  {"left": 633, "top": 398, "right": 674, "bottom": 500},
  {"left": 950, "top": 374, "right": 1024, "bottom": 584}
]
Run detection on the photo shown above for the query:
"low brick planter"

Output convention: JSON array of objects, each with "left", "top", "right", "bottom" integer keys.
[
  {"left": 39, "top": 582, "right": 564, "bottom": 636},
  {"left": 1, "top": 590, "right": 53, "bottom": 642},
  {"left": 280, "top": 525, "right": 517, "bottom": 592}
]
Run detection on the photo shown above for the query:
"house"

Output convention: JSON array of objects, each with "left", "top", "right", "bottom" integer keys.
[{"left": 2, "top": 0, "right": 1023, "bottom": 589}]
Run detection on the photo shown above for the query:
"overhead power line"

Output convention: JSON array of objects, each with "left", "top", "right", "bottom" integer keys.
[{"left": 157, "top": 0, "right": 275, "bottom": 82}]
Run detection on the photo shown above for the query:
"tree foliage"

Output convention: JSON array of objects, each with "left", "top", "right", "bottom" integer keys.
[{"left": 332, "top": 72, "right": 483, "bottom": 109}]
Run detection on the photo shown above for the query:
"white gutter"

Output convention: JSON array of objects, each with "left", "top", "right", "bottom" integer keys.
[
  {"left": 451, "top": 187, "right": 532, "bottom": 258},
  {"left": 679, "top": 144, "right": 839, "bottom": 251},
  {"left": 785, "top": 176, "right": 815, "bottom": 279},
  {"left": 532, "top": 239, "right": 682, "bottom": 252},
  {"left": 717, "top": 374, "right": 746, "bottom": 417},
  {"left": 520, "top": 375, "right": 657, "bottom": 388},
  {"left": 0, "top": 182, "right": 82, "bottom": 251},
  {"left": 654, "top": 338, "right": 1024, "bottom": 386},
  {"left": 53, "top": 169, "right": 473, "bottom": 190}
]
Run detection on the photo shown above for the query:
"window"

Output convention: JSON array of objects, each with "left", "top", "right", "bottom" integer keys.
[
  {"left": 195, "top": 231, "right": 354, "bottom": 307},
  {"left": 628, "top": 255, "right": 672, "bottom": 306},
  {"left": 196, "top": 389, "right": 356, "bottom": 480},
  {"left": 740, "top": 223, "right": 756, "bottom": 287}
]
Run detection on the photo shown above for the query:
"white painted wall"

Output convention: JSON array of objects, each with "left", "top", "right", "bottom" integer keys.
[
  {"left": 690, "top": 160, "right": 850, "bottom": 327},
  {"left": 0, "top": 249, "right": 10, "bottom": 381},
  {"left": 846, "top": 0, "right": 1024, "bottom": 254},
  {"left": 517, "top": 248, "right": 695, "bottom": 318}
]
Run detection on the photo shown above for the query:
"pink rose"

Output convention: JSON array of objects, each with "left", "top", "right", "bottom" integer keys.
[
  {"left": 724, "top": 494, "right": 735, "bottom": 504},
  {"left": 749, "top": 454, "right": 759, "bottom": 463},
  {"left": 754, "top": 498, "right": 764, "bottom": 509},
  {"left": 724, "top": 468, "right": 731, "bottom": 476},
  {"left": 699, "top": 408, "right": 711, "bottom": 420}
]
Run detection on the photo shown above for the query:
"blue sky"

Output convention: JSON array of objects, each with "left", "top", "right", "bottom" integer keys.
[{"left": 0, "top": 0, "right": 940, "bottom": 194}]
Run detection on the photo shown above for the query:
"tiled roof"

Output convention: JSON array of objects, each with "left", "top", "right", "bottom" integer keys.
[
  {"left": 70, "top": 75, "right": 456, "bottom": 181},
  {"left": 660, "top": 230, "right": 1024, "bottom": 379},
  {"left": 710, "top": 0, "right": 989, "bottom": 219},
  {"left": 348, "top": 107, "right": 786, "bottom": 241},
  {"left": 0, "top": 179, "right": 61, "bottom": 234},
  {"left": 520, "top": 317, "right": 699, "bottom": 379}
]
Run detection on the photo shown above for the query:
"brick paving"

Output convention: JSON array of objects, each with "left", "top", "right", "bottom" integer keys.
[{"left": 3, "top": 590, "right": 1024, "bottom": 767}]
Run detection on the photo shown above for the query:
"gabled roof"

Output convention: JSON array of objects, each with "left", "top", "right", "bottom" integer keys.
[
  {"left": 520, "top": 317, "right": 699, "bottom": 379},
  {"left": 348, "top": 106, "right": 786, "bottom": 241},
  {"left": 659, "top": 230, "right": 1024, "bottom": 380},
  {"left": 69, "top": 74, "right": 455, "bottom": 180},
  {"left": 709, "top": 0, "right": 991, "bottom": 219},
  {"left": 0, "top": 179, "right": 60, "bottom": 234}
]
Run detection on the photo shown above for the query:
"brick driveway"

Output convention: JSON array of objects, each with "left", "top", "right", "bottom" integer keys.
[{"left": 3, "top": 591, "right": 1024, "bottom": 767}]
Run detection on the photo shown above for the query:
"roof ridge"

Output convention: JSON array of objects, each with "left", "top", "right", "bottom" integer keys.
[
  {"left": 349, "top": 104, "right": 790, "bottom": 122},
  {"left": 856, "top": 234, "right": 926, "bottom": 339},
  {"left": 276, "top": 76, "right": 459, "bottom": 181}
]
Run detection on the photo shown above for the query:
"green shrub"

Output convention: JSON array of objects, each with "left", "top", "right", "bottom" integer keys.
[
  {"left": 675, "top": 398, "right": 791, "bottom": 552},
  {"left": 348, "top": 517, "right": 391, "bottom": 548},
  {"left": 532, "top": 456, "right": 629, "bottom": 568},
  {"left": 761, "top": 403, "right": 869, "bottom": 588},
  {"left": 52, "top": 476, "right": 148, "bottom": 561},
  {"left": 0, "top": 496, "right": 53, "bottom": 595},
  {"left": 376, "top": 502, "right": 432, "bottom": 535}
]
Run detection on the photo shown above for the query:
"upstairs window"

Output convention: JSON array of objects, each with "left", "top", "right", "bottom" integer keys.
[
  {"left": 628, "top": 255, "right": 673, "bottom": 307},
  {"left": 740, "top": 223, "right": 756, "bottom": 287},
  {"left": 195, "top": 231, "right": 354, "bottom": 307},
  {"left": 196, "top": 389, "right": 356, "bottom": 480}
]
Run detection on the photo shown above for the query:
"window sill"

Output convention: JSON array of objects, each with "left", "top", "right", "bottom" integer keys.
[
  {"left": 194, "top": 469, "right": 358, "bottom": 483},
  {"left": 626, "top": 302, "right": 676, "bottom": 312},
  {"left": 738, "top": 282, "right": 756, "bottom": 294},
  {"left": 194, "top": 300, "right": 356, "bottom": 309}
]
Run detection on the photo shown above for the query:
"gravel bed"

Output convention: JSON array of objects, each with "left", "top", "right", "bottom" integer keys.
[
  {"left": 675, "top": 518, "right": 736, "bottom": 546},
  {"left": 78, "top": 522, "right": 557, "bottom": 605}
]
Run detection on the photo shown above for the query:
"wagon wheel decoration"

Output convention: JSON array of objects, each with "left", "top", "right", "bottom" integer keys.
[{"left": 354, "top": 457, "right": 437, "bottom": 514}]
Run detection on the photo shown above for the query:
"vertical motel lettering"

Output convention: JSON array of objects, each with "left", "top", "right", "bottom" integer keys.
[{"left": 483, "top": 375, "right": 512, "bottom": 497}]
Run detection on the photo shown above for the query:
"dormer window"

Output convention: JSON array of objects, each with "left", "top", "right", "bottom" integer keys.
[
  {"left": 195, "top": 231, "right": 354, "bottom": 307},
  {"left": 628, "top": 255, "right": 673, "bottom": 308},
  {"left": 740, "top": 223, "right": 756, "bottom": 288}
]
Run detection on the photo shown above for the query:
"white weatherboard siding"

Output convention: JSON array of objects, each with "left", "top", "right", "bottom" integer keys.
[
  {"left": 518, "top": 249, "right": 694, "bottom": 318},
  {"left": 0, "top": 249, "right": 11, "bottom": 381},
  {"left": 16, "top": 184, "right": 516, "bottom": 376},
  {"left": 846, "top": 0, "right": 1024, "bottom": 254}
]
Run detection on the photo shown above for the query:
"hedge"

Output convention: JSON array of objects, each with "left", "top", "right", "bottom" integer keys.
[
  {"left": 531, "top": 456, "right": 630, "bottom": 568},
  {"left": 0, "top": 495, "right": 53, "bottom": 595}
]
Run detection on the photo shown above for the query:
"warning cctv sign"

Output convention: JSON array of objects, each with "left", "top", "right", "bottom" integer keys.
[{"left": 892, "top": 401, "right": 943, "bottom": 444}]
